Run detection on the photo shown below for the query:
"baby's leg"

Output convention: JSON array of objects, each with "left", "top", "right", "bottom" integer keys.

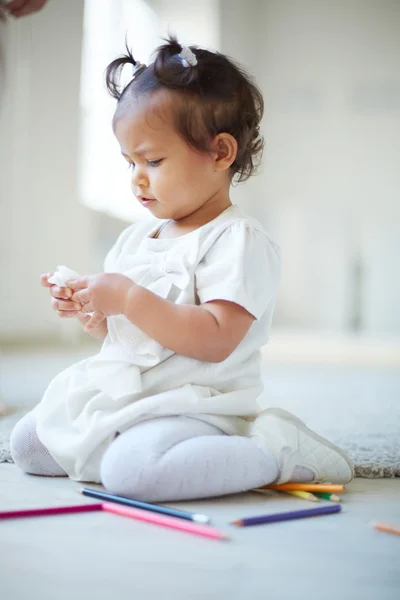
[
  {"left": 100, "top": 416, "right": 280, "bottom": 502},
  {"left": 10, "top": 412, "right": 67, "bottom": 477}
]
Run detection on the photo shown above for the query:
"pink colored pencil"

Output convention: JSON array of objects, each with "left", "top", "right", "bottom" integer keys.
[
  {"left": 0, "top": 503, "right": 103, "bottom": 520},
  {"left": 102, "top": 502, "right": 228, "bottom": 541}
]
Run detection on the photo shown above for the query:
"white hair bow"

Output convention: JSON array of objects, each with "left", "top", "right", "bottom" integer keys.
[{"left": 178, "top": 46, "right": 198, "bottom": 68}]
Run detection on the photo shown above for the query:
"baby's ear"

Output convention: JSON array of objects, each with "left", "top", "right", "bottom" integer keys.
[{"left": 212, "top": 133, "right": 238, "bottom": 172}]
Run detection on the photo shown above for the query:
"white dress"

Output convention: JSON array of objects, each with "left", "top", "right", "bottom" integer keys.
[{"left": 33, "top": 205, "right": 281, "bottom": 482}]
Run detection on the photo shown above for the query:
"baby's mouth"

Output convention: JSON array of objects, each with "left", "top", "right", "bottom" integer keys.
[{"left": 140, "top": 197, "right": 156, "bottom": 206}]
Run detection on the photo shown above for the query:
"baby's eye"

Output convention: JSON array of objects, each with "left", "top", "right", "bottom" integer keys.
[{"left": 147, "top": 159, "right": 163, "bottom": 167}]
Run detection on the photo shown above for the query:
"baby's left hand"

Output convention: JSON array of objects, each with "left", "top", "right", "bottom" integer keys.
[{"left": 67, "top": 273, "right": 134, "bottom": 330}]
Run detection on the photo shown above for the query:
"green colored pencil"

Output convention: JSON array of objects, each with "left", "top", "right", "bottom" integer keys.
[{"left": 313, "top": 492, "right": 342, "bottom": 503}]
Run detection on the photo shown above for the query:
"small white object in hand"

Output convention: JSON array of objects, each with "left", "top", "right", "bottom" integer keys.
[
  {"left": 178, "top": 46, "right": 197, "bottom": 68},
  {"left": 48, "top": 265, "right": 80, "bottom": 288}
]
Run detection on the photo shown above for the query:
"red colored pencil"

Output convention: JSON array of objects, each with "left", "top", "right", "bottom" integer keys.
[{"left": 0, "top": 504, "right": 103, "bottom": 520}]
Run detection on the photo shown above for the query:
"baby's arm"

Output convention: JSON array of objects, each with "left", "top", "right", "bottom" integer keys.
[
  {"left": 122, "top": 288, "right": 254, "bottom": 362},
  {"left": 69, "top": 272, "right": 253, "bottom": 362}
]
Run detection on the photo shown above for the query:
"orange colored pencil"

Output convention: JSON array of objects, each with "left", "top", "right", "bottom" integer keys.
[
  {"left": 372, "top": 522, "right": 400, "bottom": 537},
  {"left": 260, "top": 483, "right": 345, "bottom": 493}
]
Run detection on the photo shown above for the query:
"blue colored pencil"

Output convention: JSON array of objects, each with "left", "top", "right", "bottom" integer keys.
[
  {"left": 232, "top": 503, "right": 341, "bottom": 526},
  {"left": 77, "top": 488, "right": 210, "bottom": 524}
]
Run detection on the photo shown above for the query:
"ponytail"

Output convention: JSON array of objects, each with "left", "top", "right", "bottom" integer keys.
[{"left": 105, "top": 45, "right": 146, "bottom": 100}]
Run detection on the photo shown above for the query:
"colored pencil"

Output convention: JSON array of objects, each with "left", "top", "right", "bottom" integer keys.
[
  {"left": 282, "top": 490, "right": 320, "bottom": 502},
  {"left": 372, "top": 521, "right": 400, "bottom": 537},
  {"left": 77, "top": 488, "right": 210, "bottom": 524},
  {"left": 260, "top": 483, "right": 345, "bottom": 493},
  {"left": 232, "top": 503, "right": 341, "bottom": 526},
  {"left": 313, "top": 492, "right": 342, "bottom": 503},
  {"left": 252, "top": 488, "right": 321, "bottom": 502},
  {"left": 0, "top": 503, "right": 103, "bottom": 520},
  {"left": 102, "top": 502, "right": 228, "bottom": 541}
]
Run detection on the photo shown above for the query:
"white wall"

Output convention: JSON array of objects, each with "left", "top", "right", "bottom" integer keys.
[
  {"left": 0, "top": 0, "right": 399, "bottom": 344},
  {"left": 220, "top": 0, "right": 400, "bottom": 334},
  {"left": 153, "top": 0, "right": 220, "bottom": 49},
  {"left": 0, "top": 0, "right": 96, "bottom": 342}
]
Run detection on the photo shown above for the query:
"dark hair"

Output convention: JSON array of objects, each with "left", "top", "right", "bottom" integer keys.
[{"left": 105, "top": 36, "right": 264, "bottom": 182}]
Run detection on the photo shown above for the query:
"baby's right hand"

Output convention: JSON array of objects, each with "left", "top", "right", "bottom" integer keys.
[{"left": 40, "top": 272, "right": 82, "bottom": 318}]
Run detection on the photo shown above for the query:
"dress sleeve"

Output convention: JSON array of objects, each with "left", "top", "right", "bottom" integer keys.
[{"left": 195, "top": 221, "right": 281, "bottom": 320}]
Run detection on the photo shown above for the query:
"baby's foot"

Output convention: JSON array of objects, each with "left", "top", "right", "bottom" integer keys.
[{"left": 250, "top": 408, "right": 354, "bottom": 484}]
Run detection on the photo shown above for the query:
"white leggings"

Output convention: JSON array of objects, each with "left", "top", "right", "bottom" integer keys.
[{"left": 10, "top": 412, "right": 280, "bottom": 502}]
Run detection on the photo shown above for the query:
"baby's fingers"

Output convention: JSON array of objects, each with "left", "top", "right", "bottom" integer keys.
[
  {"left": 50, "top": 285, "right": 73, "bottom": 300},
  {"left": 40, "top": 274, "right": 74, "bottom": 300},
  {"left": 40, "top": 273, "right": 54, "bottom": 287},
  {"left": 40, "top": 273, "right": 72, "bottom": 299},
  {"left": 75, "top": 312, "right": 90, "bottom": 326},
  {"left": 51, "top": 297, "right": 82, "bottom": 314},
  {"left": 84, "top": 311, "right": 105, "bottom": 332}
]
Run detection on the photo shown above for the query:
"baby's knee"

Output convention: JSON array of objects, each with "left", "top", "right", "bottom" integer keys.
[
  {"left": 10, "top": 412, "right": 37, "bottom": 470},
  {"left": 100, "top": 438, "right": 158, "bottom": 501},
  {"left": 10, "top": 411, "right": 65, "bottom": 477}
]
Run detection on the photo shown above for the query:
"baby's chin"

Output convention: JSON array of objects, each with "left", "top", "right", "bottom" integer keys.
[
  {"left": 142, "top": 201, "right": 163, "bottom": 216},
  {"left": 144, "top": 202, "right": 175, "bottom": 219},
  {"left": 142, "top": 199, "right": 195, "bottom": 222}
]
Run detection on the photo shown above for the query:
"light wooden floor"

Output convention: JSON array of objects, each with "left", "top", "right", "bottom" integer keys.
[
  {"left": 1, "top": 464, "right": 399, "bottom": 600},
  {"left": 1, "top": 345, "right": 399, "bottom": 599}
]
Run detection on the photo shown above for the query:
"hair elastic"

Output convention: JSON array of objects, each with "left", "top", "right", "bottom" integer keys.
[
  {"left": 132, "top": 61, "right": 146, "bottom": 79},
  {"left": 178, "top": 46, "right": 197, "bottom": 68}
]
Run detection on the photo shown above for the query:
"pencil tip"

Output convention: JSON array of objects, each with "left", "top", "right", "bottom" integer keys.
[
  {"left": 231, "top": 520, "right": 241, "bottom": 526},
  {"left": 76, "top": 488, "right": 83, "bottom": 494}
]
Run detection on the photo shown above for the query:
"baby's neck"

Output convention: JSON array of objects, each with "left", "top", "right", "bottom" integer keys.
[{"left": 161, "top": 197, "right": 232, "bottom": 239}]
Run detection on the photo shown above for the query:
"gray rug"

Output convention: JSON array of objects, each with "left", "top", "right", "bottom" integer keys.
[
  {"left": 1, "top": 409, "right": 399, "bottom": 478},
  {"left": 0, "top": 410, "right": 24, "bottom": 463},
  {"left": 319, "top": 430, "right": 400, "bottom": 478}
]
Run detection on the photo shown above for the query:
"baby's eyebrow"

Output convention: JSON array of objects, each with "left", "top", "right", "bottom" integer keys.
[
  {"left": 121, "top": 146, "right": 165, "bottom": 159},
  {"left": 121, "top": 143, "right": 166, "bottom": 156}
]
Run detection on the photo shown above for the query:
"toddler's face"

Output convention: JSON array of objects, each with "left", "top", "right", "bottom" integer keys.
[{"left": 113, "top": 93, "right": 223, "bottom": 221}]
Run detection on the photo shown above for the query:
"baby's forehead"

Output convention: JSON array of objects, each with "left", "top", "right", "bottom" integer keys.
[{"left": 114, "top": 89, "right": 178, "bottom": 142}]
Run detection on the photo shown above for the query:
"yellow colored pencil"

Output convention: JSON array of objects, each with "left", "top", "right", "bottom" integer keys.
[
  {"left": 283, "top": 490, "right": 320, "bottom": 502},
  {"left": 261, "top": 483, "right": 345, "bottom": 493},
  {"left": 251, "top": 489, "right": 319, "bottom": 502},
  {"left": 372, "top": 521, "right": 400, "bottom": 537}
]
